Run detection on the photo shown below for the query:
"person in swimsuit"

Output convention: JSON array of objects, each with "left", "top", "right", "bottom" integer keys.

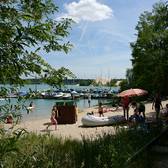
[
  {"left": 98, "top": 102, "right": 104, "bottom": 117},
  {"left": 47, "top": 106, "right": 58, "bottom": 130}
]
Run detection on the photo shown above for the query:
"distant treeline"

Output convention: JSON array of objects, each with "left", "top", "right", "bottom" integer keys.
[
  {"left": 19, "top": 78, "right": 93, "bottom": 86},
  {"left": 1, "top": 78, "right": 122, "bottom": 86}
]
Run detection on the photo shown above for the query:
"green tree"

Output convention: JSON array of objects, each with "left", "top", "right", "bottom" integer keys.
[
  {"left": 126, "top": 68, "right": 133, "bottom": 86},
  {"left": 0, "top": 0, "right": 75, "bottom": 128},
  {"left": 43, "top": 67, "right": 75, "bottom": 88},
  {"left": 130, "top": 2, "right": 168, "bottom": 95},
  {"left": 0, "top": 0, "right": 75, "bottom": 158},
  {"left": 0, "top": 0, "right": 73, "bottom": 85}
]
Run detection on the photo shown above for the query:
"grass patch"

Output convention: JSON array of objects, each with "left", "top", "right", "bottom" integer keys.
[{"left": 0, "top": 126, "right": 161, "bottom": 168}]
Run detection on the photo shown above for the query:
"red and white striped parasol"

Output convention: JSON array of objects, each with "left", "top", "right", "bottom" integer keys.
[{"left": 117, "top": 88, "right": 148, "bottom": 97}]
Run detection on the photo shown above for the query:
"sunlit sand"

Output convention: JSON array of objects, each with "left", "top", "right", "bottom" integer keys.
[{"left": 10, "top": 100, "right": 168, "bottom": 140}]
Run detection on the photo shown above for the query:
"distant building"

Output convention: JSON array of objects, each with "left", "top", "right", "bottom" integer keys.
[
  {"left": 95, "top": 77, "right": 110, "bottom": 85},
  {"left": 115, "top": 80, "right": 122, "bottom": 86}
]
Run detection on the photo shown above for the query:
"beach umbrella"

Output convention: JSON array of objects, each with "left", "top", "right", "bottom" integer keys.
[{"left": 117, "top": 88, "right": 148, "bottom": 97}]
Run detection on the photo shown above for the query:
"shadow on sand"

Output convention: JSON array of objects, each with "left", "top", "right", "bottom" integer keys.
[
  {"left": 40, "top": 129, "right": 54, "bottom": 133},
  {"left": 40, "top": 122, "right": 56, "bottom": 132}
]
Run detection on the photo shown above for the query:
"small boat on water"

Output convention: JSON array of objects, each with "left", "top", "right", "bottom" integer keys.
[
  {"left": 81, "top": 115, "right": 126, "bottom": 127},
  {"left": 52, "top": 92, "right": 64, "bottom": 99},
  {"left": 71, "top": 91, "right": 80, "bottom": 99},
  {"left": 62, "top": 93, "right": 72, "bottom": 99}
]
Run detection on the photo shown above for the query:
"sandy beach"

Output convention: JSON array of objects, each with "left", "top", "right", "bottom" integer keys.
[{"left": 9, "top": 100, "right": 168, "bottom": 140}]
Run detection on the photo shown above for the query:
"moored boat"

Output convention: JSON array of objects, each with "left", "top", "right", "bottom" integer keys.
[
  {"left": 52, "top": 92, "right": 64, "bottom": 99},
  {"left": 71, "top": 91, "right": 80, "bottom": 99},
  {"left": 81, "top": 115, "right": 125, "bottom": 127},
  {"left": 62, "top": 93, "right": 72, "bottom": 99}
]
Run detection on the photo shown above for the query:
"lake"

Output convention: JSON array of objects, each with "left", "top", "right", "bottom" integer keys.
[{"left": 0, "top": 84, "right": 119, "bottom": 121}]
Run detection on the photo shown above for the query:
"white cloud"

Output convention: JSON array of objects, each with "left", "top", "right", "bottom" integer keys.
[{"left": 60, "top": 0, "right": 113, "bottom": 23}]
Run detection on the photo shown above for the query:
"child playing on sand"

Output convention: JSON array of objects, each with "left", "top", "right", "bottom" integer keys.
[
  {"left": 46, "top": 106, "right": 57, "bottom": 130},
  {"left": 50, "top": 110, "right": 57, "bottom": 130}
]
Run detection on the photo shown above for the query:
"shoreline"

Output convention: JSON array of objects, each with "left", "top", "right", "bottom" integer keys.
[{"left": 10, "top": 100, "right": 168, "bottom": 140}]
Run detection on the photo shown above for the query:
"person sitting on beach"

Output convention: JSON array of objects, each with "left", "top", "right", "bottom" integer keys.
[
  {"left": 98, "top": 102, "right": 104, "bottom": 117},
  {"left": 161, "top": 104, "right": 168, "bottom": 117},
  {"left": 131, "top": 101, "right": 145, "bottom": 117},
  {"left": 129, "top": 109, "right": 144, "bottom": 123},
  {"left": 103, "top": 106, "right": 118, "bottom": 113},
  {"left": 129, "top": 101, "right": 145, "bottom": 123}
]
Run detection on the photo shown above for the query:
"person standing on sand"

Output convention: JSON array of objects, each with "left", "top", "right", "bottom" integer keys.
[
  {"left": 138, "top": 102, "right": 146, "bottom": 119},
  {"left": 121, "top": 96, "right": 130, "bottom": 120},
  {"left": 88, "top": 94, "right": 91, "bottom": 108},
  {"left": 98, "top": 102, "right": 104, "bottom": 117},
  {"left": 152, "top": 93, "right": 163, "bottom": 120}
]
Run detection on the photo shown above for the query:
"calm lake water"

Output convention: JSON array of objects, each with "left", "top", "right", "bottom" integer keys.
[{"left": 0, "top": 84, "right": 119, "bottom": 121}]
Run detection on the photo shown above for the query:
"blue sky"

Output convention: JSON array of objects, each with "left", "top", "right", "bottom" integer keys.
[{"left": 43, "top": 0, "right": 164, "bottom": 79}]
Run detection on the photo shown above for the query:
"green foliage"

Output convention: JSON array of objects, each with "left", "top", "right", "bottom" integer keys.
[
  {"left": 77, "top": 79, "right": 93, "bottom": 86},
  {"left": 91, "top": 80, "right": 99, "bottom": 86},
  {"left": 0, "top": 0, "right": 73, "bottom": 85},
  {"left": 130, "top": 2, "right": 168, "bottom": 95},
  {"left": 0, "top": 87, "right": 20, "bottom": 123},
  {"left": 0, "top": 0, "right": 75, "bottom": 126},
  {"left": 42, "top": 67, "right": 76, "bottom": 88},
  {"left": 0, "top": 129, "right": 27, "bottom": 164},
  {"left": 0, "top": 127, "right": 161, "bottom": 168},
  {"left": 0, "top": 86, "right": 39, "bottom": 125},
  {"left": 119, "top": 79, "right": 129, "bottom": 91},
  {"left": 106, "top": 79, "right": 117, "bottom": 87}
]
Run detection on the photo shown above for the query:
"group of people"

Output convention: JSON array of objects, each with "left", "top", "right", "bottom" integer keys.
[
  {"left": 121, "top": 96, "right": 145, "bottom": 122},
  {"left": 129, "top": 101, "right": 145, "bottom": 123},
  {"left": 121, "top": 96, "right": 146, "bottom": 123},
  {"left": 121, "top": 92, "right": 167, "bottom": 123}
]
